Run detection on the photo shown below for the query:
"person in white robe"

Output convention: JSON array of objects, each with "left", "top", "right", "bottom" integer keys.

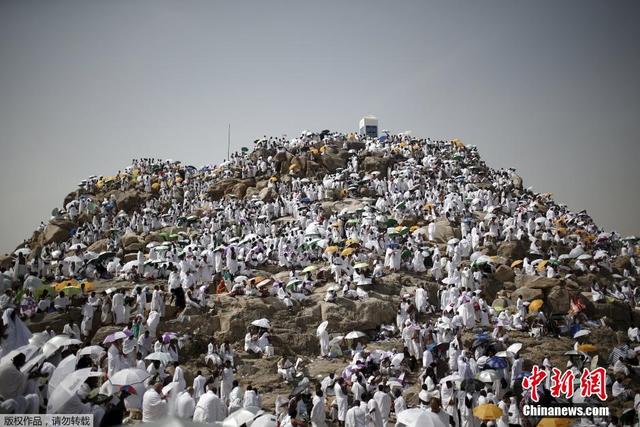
[
  {"left": 147, "top": 310, "right": 160, "bottom": 338},
  {"left": 318, "top": 328, "right": 330, "bottom": 358},
  {"left": 175, "top": 388, "right": 195, "bottom": 419},
  {"left": 192, "top": 371, "right": 207, "bottom": 401},
  {"left": 344, "top": 400, "right": 366, "bottom": 427},
  {"left": 193, "top": 386, "right": 227, "bottom": 423},
  {"left": 310, "top": 389, "right": 327, "bottom": 427},
  {"left": 142, "top": 383, "right": 168, "bottom": 423},
  {"left": 172, "top": 362, "right": 186, "bottom": 393},
  {"left": 111, "top": 291, "right": 126, "bottom": 325},
  {"left": 373, "top": 385, "right": 391, "bottom": 427},
  {"left": 334, "top": 379, "right": 348, "bottom": 425},
  {"left": 1, "top": 308, "right": 32, "bottom": 354}
]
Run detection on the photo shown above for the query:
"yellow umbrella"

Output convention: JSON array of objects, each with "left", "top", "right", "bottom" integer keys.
[
  {"left": 451, "top": 138, "right": 465, "bottom": 149},
  {"left": 578, "top": 344, "right": 598, "bottom": 353},
  {"left": 341, "top": 247, "right": 355, "bottom": 257},
  {"left": 528, "top": 299, "right": 544, "bottom": 313},
  {"left": 270, "top": 176, "right": 278, "bottom": 182},
  {"left": 410, "top": 225, "right": 419, "bottom": 232},
  {"left": 302, "top": 265, "right": 318, "bottom": 273},
  {"left": 536, "top": 260, "right": 548, "bottom": 272},
  {"left": 151, "top": 182, "right": 160, "bottom": 191},
  {"left": 345, "top": 238, "right": 360, "bottom": 246},
  {"left": 248, "top": 276, "right": 265, "bottom": 285},
  {"left": 324, "top": 246, "right": 339, "bottom": 254},
  {"left": 53, "top": 279, "right": 79, "bottom": 292},
  {"left": 538, "top": 418, "right": 572, "bottom": 427},
  {"left": 473, "top": 404, "right": 503, "bottom": 421},
  {"left": 511, "top": 260, "right": 523, "bottom": 268}
]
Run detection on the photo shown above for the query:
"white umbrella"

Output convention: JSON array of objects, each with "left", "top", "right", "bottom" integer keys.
[
  {"left": 440, "top": 373, "right": 462, "bottom": 383},
  {"left": 251, "top": 318, "right": 271, "bottom": 329},
  {"left": 77, "top": 345, "right": 106, "bottom": 360},
  {"left": 222, "top": 408, "right": 256, "bottom": 427},
  {"left": 396, "top": 408, "right": 447, "bottom": 427},
  {"left": 48, "top": 355, "right": 78, "bottom": 395},
  {"left": 0, "top": 344, "right": 40, "bottom": 365},
  {"left": 391, "top": 353, "right": 405, "bottom": 366},
  {"left": 64, "top": 255, "right": 84, "bottom": 264},
  {"left": 573, "top": 330, "right": 591, "bottom": 339},
  {"left": 507, "top": 343, "right": 523, "bottom": 354},
  {"left": 256, "top": 279, "right": 272, "bottom": 289},
  {"left": 21, "top": 353, "right": 46, "bottom": 374},
  {"left": 447, "top": 238, "right": 460, "bottom": 245},
  {"left": 316, "top": 321, "right": 329, "bottom": 336},
  {"left": 329, "top": 336, "right": 344, "bottom": 346},
  {"left": 14, "top": 248, "right": 31, "bottom": 256},
  {"left": 145, "top": 352, "right": 173, "bottom": 364},
  {"left": 42, "top": 335, "right": 83, "bottom": 358},
  {"left": 110, "top": 368, "right": 150, "bottom": 386},
  {"left": 577, "top": 254, "right": 592, "bottom": 261},
  {"left": 69, "top": 243, "right": 86, "bottom": 251},
  {"left": 251, "top": 414, "right": 277, "bottom": 427},
  {"left": 353, "top": 262, "right": 369, "bottom": 269},
  {"left": 495, "top": 351, "right": 513, "bottom": 358},
  {"left": 23, "top": 276, "right": 43, "bottom": 291},
  {"left": 47, "top": 368, "right": 102, "bottom": 413},
  {"left": 345, "top": 331, "right": 367, "bottom": 340},
  {"left": 477, "top": 370, "right": 500, "bottom": 383},
  {"left": 234, "top": 275, "right": 249, "bottom": 283},
  {"left": 121, "top": 260, "right": 139, "bottom": 272},
  {"left": 29, "top": 332, "right": 51, "bottom": 347}
]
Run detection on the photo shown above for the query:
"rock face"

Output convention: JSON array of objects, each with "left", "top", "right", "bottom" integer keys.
[
  {"left": 592, "top": 300, "right": 632, "bottom": 326},
  {"left": 545, "top": 286, "right": 570, "bottom": 314},
  {"left": 41, "top": 218, "right": 76, "bottom": 245},
  {"left": 87, "top": 239, "right": 109, "bottom": 253},
  {"left": 259, "top": 187, "right": 278, "bottom": 203},
  {"left": 319, "top": 294, "right": 396, "bottom": 331},
  {"left": 497, "top": 241, "right": 527, "bottom": 261},
  {"left": 430, "top": 220, "right": 460, "bottom": 244},
  {"left": 512, "top": 287, "right": 544, "bottom": 301},
  {"left": 493, "top": 265, "right": 515, "bottom": 283},
  {"left": 515, "top": 275, "right": 561, "bottom": 290},
  {"left": 362, "top": 156, "right": 392, "bottom": 177},
  {"left": 106, "top": 189, "right": 146, "bottom": 212},
  {"left": 320, "top": 154, "right": 346, "bottom": 173}
]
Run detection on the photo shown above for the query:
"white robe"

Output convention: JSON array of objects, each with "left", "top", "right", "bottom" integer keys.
[
  {"left": 142, "top": 389, "right": 168, "bottom": 422},
  {"left": 193, "top": 391, "right": 227, "bottom": 423}
]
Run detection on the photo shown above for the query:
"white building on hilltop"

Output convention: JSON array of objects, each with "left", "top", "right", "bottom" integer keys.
[{"left": 359, "top": 115, "right": 378, "bottom": 138}]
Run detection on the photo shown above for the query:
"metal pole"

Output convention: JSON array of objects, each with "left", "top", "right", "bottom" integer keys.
[{"left": 227, "top": 123, "right": 231, "bottom": 159}]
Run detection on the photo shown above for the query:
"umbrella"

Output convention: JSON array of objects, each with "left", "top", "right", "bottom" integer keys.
[
  {"left": 578, "top": 344, "right": 598, "bottom": 353},
  {"left": 341, "top": 247, "right": 355, "bottom": 256},
  {"left": 302, "top": 265, "right": 318, "bottom": 273},
  {"left": 316, "top": 321, "right": 329, "bottom": 336},
  {"left": 103, "top": 331, "right": 128, "bottom": 344},
  {"left": 23, "top": 275, "right": 43, "bottom": 291},
  {"left": 440, "top": 373, "right": 462, "bottom": 384},
  {"left": 511, "top": 260, "right": 523, "bottom": 268},
  {"left": 234, "top": 275, "right": 249, "bottom": 283},
  {"left": 256, "top": 279, "right": 272, "bottom": 289},
  {"left": 564, "top": 350, "right": 580, "bottom": 356},
  {"left": 251, "top": 414, "right": 277, "bottom": 427},
  {"left": 121, "top": 260, "right": 139, "bottom": 272},
  {"left": 47, "top": 368, "right": 102, "bottom": 413},
  {"left": 486, "top": 356, "right": 508, "bottom": 369},
  {"left": 77, "top": 345, "right": 106, "bottom": 360},
  {"left": 324, "top": 246, "right": 339, "bottom": 254},
  {"left": 573, "top": 329, "right": 591, "bottom": 339},
  {"left": 345, "top": 331, "right": 367, "bottom": 340},
  {"left": 329, "top": 336, "right": 344, "bottom": 346},
  {"left": 396, "top": 408, "right": 447, "bottom": 427},
  {"left": 473, "top": 403, "right": 503, "bottom": 421},
  {"left": 477, "top": 370, "right": 500, "bottom": 383},
  {"left": 145, "top": 352, "right": 173, "bottom": 364},
  {"left": 69, "top": 243, "right": 86, "bottom": 251},
  {"left": 447, "top": 238, "right": 460, "bottom": 245},
  {"left": 0, "top": 344, "right": 40, "bottom": 365},
  {"left": 251, "top": 318, "right": 271, "bottom": 329},
  {"left": 528, "top": 299, "right": 544, "bottom": 313},
  {"left": 42, "top": 335, "right": 83, "bottom": 358},
  {"left": 14, "top": 248, "right": 31, "bottom": 256},
  {"left": 353, "top": 262, "right": 369, "bottom": 269},
  {"left": 222, "top": 408, "right": 255, "bottom": 427},
  {"left": 110, "top": 368, "right": 150, "bottom": 386},
  {"left": 49, "top": 355, "right": 78, "bottom": 395},
  {"left": 537, "top": 418, "right": 573, "bottom": 427},
  {"left": 507, "top": 343, "right": 523, "bottom": 354}
]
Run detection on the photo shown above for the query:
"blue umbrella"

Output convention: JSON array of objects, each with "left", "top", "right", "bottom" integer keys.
[
  {"left": 387, "top": 243, "right": 400, "bottom": 249},
  {"left": 486, "top": 356, "right": 508, "bottom": 369},
  {"left": 514, "top": 371, "right": 531, "bottom": 381}
]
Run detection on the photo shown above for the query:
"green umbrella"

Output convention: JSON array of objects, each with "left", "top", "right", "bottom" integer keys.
[
  {"left": 241, "top": 147, "right": 249, "bottom": 152},
  {"left": 385, "top": 218, "right": 398, "bottom": 227}
]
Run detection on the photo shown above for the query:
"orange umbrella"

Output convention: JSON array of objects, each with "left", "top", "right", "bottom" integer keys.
[
  {"left": 578, "top": 344, "right": 598, "bottom": 353},
  {"left": 528, "top": 299, "right": 544, "bottom": 313},
  {"left": 511, "top": 260, "right": 523, "bottom": 268},
  {"left": 473, "top": 404, "right": 502, "bottom": 421},
  {"left": 537, "top": 418, "right": 572, "bottom": 427},
  {"left": 341, "top": 247, "right": 355, "bottom": 257}
]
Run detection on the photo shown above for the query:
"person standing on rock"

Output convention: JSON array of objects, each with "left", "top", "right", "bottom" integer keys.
[
  {"left": 310, "top": 389, "right": 327, "bottom": 427},
  {"left": 112, "top": 289, "right": 126, "bottom": 325},
  {"left": 318, "top": 326, "right": 329, "bottom": 358},
  {"left": 220, "top": 360, "right": 235, "bottom": 404}
]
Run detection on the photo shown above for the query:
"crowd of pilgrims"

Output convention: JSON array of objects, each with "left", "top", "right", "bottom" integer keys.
[{"left": 1, "top": 129, "right": 640, "bottom": 427}]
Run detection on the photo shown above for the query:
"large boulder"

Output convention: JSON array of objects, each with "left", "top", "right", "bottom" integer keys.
[
  {"left": 319, "top": 294, "right": 396, "bottom": 331},
  {"left": 87, "top": 239, "right": 109, "bottom": 253},
  {"left": 493, "top": 265, "right": 515, "bottom": 283},
  {"left": 320, "top": 154, "right": 346, "bottom": 173},
  {"left": 512, "top": 287, "right": 544, "bottom": 301},
  {"left": 430, "top": 220, "right": 460, "bottom": 244},
  {"left": 207, "top": 178, "right": 241, "bottom": 200},
  {"left": 106, "top": 189, "right": 146, "bottom": 213},
  {"left": 231, "top": 182, "right": 250, "bottom": 199},
  {"left": 515, "top": 275, "right": 561, "bottom": 290},
  {"left": 497, "top": 240, "right": 527, "bottom": 261},
  {"left": 545, "top": 286, "right": 571, "bottom": 314},
  {"left": 612, "top": 256, "right": 632, "bottom": 273},
  {"left": 41, "top": 218, "right": 76, "bottom": 245},
  {"left": 511, "top": 174, "right": 523, "bottom": 190},
  {"left": 259, "top": 187, "right": 278, "bottom": 203},
  {"left": 593, "top": 301, "right": 632, "bottom": 328},
  {"left": 362, "top": 156, "right": 392, "bottom": 177},
  {"left": 121, "top": 233, "right": 141, "bottom": 248}
]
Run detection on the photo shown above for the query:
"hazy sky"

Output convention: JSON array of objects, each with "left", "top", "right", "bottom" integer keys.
[{"left": 1, "top": 0, "right": 639, "bottom": 253}]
